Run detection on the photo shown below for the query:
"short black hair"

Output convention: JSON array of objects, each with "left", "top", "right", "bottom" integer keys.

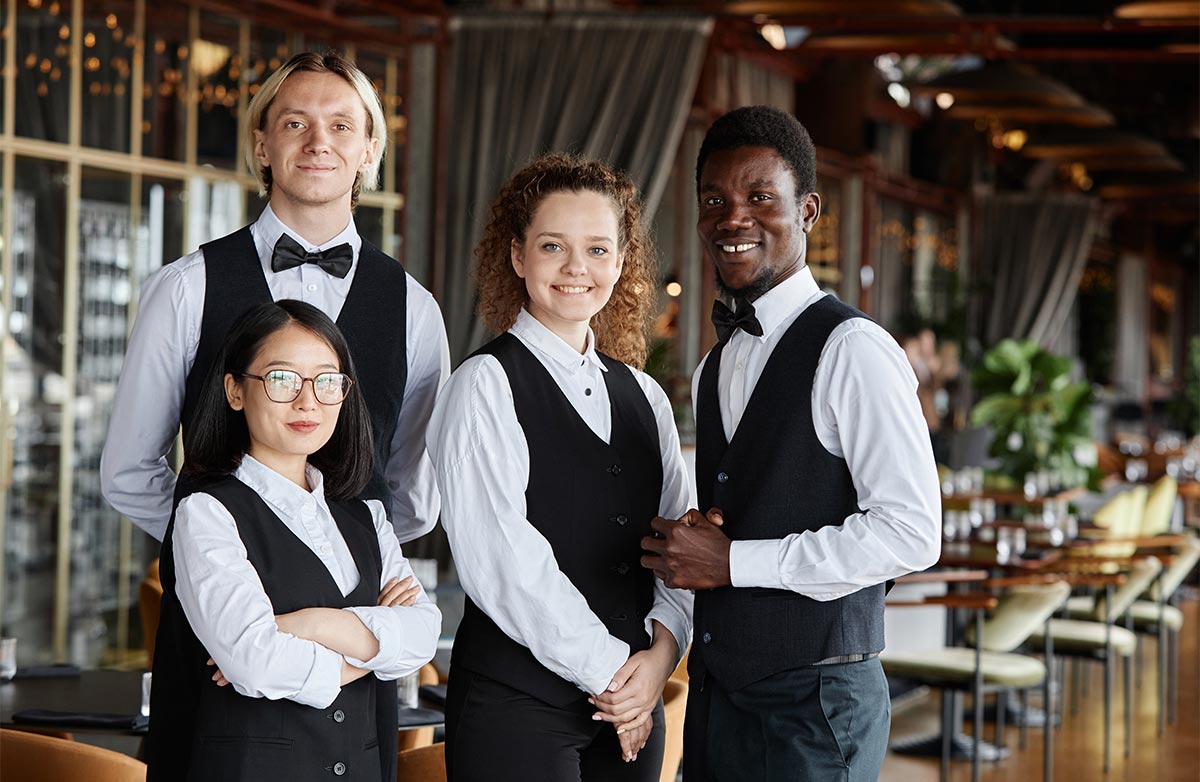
[
  {"left": 695, "top": 105, "right": 817, "bottom": 199},
  {"left": 182, "top": 300, "right": 374, "bottom": 501}
]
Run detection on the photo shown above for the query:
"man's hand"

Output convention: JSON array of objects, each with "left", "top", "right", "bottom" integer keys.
[{"left": 640, "top": 508, "right": 732, "bottom": 590}]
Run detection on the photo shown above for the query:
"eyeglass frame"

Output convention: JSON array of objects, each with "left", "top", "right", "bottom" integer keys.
[{"left": 237, "top": 370, "right": 353, "bottom": 405}]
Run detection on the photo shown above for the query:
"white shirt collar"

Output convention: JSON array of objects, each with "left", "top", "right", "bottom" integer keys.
[
  {"left": 233, "top": 453, "right": 331, "bottom": 516},
  {"left": 741, "top": 265, "right": 823, "bottom": 340},
  {"left": 252, "top": 204, "right": 362, "bottom": 270},
  {"left": 511, "top": 308, "right": 607, "bottom": 374}
]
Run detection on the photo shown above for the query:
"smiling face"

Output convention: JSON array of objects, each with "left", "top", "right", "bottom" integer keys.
[
  {"left": 224, "top": 322, "right": 342, "bottom": 478},
  {"left": 697, "top": 145, "right": 821, "bottom": 301},
  {"left": 511, "top": 189, "right": 625, "bottom": 345},
  {"left": 253, "top": 70, "right": 377, "bottom": 219}
]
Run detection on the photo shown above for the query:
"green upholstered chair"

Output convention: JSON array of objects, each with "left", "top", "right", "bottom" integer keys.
[
  {"left": 1027, "top": 556, "right": 1163, "bottom": 773},
  {"left": 883, "top": 578, "right": 1070, "bottom": 782},
  {"left": 1063, "top": 533, "right": 1199, "bottom": 731},
  {"left": 1139, "top": 476, "right": 1178, "bottom": 536}
]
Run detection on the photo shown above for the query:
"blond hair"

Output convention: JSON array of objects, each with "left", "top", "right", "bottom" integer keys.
[
  {"left": 243, "top": 52, "right": 387, "bottom": 210},
  {"left": 474, "top": 154, "right": 657, "bottom": 369}
]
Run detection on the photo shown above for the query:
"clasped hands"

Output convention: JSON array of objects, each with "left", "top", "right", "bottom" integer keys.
[
  {"left": 639, "top": 507, "right": 732, "bottom": 591},
  {"left": 589, "top": 625, "right": 677, "bottom": 763}
]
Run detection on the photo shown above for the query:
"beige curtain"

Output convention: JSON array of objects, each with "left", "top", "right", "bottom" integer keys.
[
  {"left": 971, "top": 192, "right": 1100, "bottom": 350},
  {"left": 439, "top": 13, "right": 713, "bottom": 360}
]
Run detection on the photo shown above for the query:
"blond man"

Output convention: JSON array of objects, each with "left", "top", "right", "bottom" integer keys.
[{"left": 102, "top": 52, "right": 448, "bottom": 781}]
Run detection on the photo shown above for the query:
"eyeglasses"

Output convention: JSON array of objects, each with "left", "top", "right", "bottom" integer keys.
[{"left": 239, "top": 370, "right": 352, "bottom": 405}]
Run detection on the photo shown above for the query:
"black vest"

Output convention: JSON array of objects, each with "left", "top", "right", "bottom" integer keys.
[
  {"left": 164, "top": 225, "right": 407, "bottom": 779},
  {"left": 451, "top": 333, "right": 663, "bottom": 707},
  {"left": 690, "top": 295, "right": 886, "bottom": 691},
  {"left": 148, "top": 478, "right": 389, "bottom": 782},
  {"left": 181, "top": 226, "right": 409, "bottom": 506}
]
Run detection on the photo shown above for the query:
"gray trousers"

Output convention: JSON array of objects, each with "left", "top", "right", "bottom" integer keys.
[{"left": 683, "top": 657, "right": 891, "bottom": 782}]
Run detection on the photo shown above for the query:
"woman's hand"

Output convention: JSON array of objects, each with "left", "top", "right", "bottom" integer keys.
[
  {"left": 206, "top": 657, "right": 229, "bottom": 687},
  {"left": 377, "top": 576, "right": 422, "bottom": 607},
  {"left": 590, "top": 629, "right": 677, "bottom": 726},
  {"left": 616, "top": 710, "right": 653, "bottom": 762}
]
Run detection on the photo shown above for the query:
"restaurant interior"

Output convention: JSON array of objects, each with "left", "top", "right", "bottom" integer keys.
[{"left": 0, "top": 0, "right": 1197, "bottom": 780}]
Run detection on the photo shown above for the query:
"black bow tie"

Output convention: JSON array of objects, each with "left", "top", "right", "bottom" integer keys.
[
  {"left": 270, "top": 233, "right": 353, "bottom": 279},
  {"left": 712, "top": 299, "right": 763, "bottom": 344}
]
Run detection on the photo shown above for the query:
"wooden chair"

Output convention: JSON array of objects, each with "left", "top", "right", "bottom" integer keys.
[
  {"left": 659, "top": 678, "right": 688, "bottom": 782},
  {"left": 139, "top": 558, "right": 162, "bottom": 667},
  {"left": 882, "top": 573, "right": 1069, "bottom": 782},
  {"left": 397, "top": 663, "right": 442, "bottom": 752},
  {"left": 396, "top": 741, "right": 446, "bottom": 782},
  {"left": 0, "top": 728, "right": 146, "bottom": 782},
  {"left": 1027, "top": 556, "right": 1162, "bottom": 773}
]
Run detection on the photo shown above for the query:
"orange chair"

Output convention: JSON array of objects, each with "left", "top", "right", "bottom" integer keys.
[
  {"left": 396, "top": 741, "right": 446, "bottom": 782},
  {"left": 397, "top": 663, "right": 441, "bottom": 752},
  {"left": 659, "top": 678, "right": 688, "bottom": 782},
  {"left": 1, "top": 728, "right": 146, "bottom": 782},
  {"left": 139, "top": 559, "right": 163, "bottom": 667}
]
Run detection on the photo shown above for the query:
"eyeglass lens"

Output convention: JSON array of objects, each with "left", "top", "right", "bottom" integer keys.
[{"left": 262, "top": 370, "right": 349, "bottom": 404}]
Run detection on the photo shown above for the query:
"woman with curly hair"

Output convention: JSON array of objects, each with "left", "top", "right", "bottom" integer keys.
[{"left": 427, "top": 154, "right": 693, "bottom": 781}]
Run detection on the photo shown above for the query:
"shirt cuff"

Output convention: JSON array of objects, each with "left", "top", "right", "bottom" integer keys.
[
  {"left": 644, "top": 607, "right": 690, "bottom": 668},
  {"left": 295, "top": 645, "right": 345, "bottom": 709},
  {"left": 578, "top": 636, "right": 631, "bottom": 697},
  {"left": 340, "top": 606, "right": 404, "bottom": 676},
  {"left": 729, "top": 539, "right": 784, "bottom": 589}
]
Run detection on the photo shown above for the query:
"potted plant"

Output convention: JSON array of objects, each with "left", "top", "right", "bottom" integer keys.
[{"left": 970, "top": 339, "right": 1099, "bottom": 490}]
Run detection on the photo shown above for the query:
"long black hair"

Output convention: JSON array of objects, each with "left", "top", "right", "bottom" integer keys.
[{"left": 182, "top": 300, "right": 374, "bottom": 500}]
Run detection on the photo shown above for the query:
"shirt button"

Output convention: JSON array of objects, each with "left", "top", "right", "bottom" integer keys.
[
  {"left": 333, "top": 762, "right": 347, "bottom": 775},
  {"left": 736, "top": 361, "right": 744, "bottom": 370},
  {"left": 332, "top": 709, "right": 345, "bottom": 723},
  {"left": 307, "top": 283, "right": 317, "bottom": 292},
  {"left": 717, "top": 472, "right": 729, "bottom": 483},
  {"left": 702, "top": 632, "right": 712, "bottom": 644}
]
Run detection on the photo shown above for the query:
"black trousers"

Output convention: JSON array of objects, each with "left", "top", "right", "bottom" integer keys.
[
  {"left": 446, "top": 669, "right": 666, "bottom": 782},
  {"left": 683, "top": 657, "right": 890, "bottom": 782}
]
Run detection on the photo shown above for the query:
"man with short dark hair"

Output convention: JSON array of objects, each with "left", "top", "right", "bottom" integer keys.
[{"left": 642, "top": 105, "right": 940, "bottom": 781}]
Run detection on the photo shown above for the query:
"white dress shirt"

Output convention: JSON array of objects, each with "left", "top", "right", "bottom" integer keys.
[
  {"left": 101, "top": 205, "right": 450, "bottom": 543},
  {"left": 173, "top": 455, "right": 442, "bottom": 710},
  {"left": 428, "top": 309, "right": 694, "bottom": 697},
  {"left": 692, "top": 267, "right": 941, "bottom": 600}
]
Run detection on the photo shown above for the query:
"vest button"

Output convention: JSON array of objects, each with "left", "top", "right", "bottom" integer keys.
[
  {"left": 612, "top": 514, "right": 629, "bottom": 526},
  {"left": 332, "top": 709, "right": 345, "bottom": 723},
  {"left": 702, "top": 632, "right": 712, "bottom": 644},
  {"left": 615, "top": 562, "right": 630, "bottom": 576},
  {"left": 608, "top": 464, "right": 622, "bottom": 476},
  {"left": 716, "top": 472, "right": 729, "bottom": 483},
  {"left": 333, "top": 761, "right": 347, "bottom": 776}
]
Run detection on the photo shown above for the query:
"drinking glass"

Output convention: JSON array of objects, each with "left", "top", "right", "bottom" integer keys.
[{"left": 0, "top": 638, "right": 15, "bottom": 681}]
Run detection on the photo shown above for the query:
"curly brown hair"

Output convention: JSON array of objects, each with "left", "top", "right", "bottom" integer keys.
[{"left": 474, "top": 154, "right": 657, "bottom": 369}]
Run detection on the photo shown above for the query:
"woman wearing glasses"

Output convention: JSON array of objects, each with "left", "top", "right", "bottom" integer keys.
[{"left": 148, "top": 299, "right": 440, "bottom": 782}]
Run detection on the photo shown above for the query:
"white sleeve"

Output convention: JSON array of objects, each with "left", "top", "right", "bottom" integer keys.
[
  {"left": 384, "top": 277, "right": 450, "bottom": 543},
  {"left": 173, "top": 493, "right": 345, "bottom": 708},
  {"left": 427, "top": 356, "right": 630, "bottom": 696},
  {"left": 100, "top": 257, "right": 202, "bottom": 541},
  {"left": 342, "top": 500, "right": 442, "bottom": 679},
  {"left": 727, "top": 322, "right": 942, "bottom": 598},
  {"left": 632, "top": 370, "right": 694, "bottom": 664}
]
